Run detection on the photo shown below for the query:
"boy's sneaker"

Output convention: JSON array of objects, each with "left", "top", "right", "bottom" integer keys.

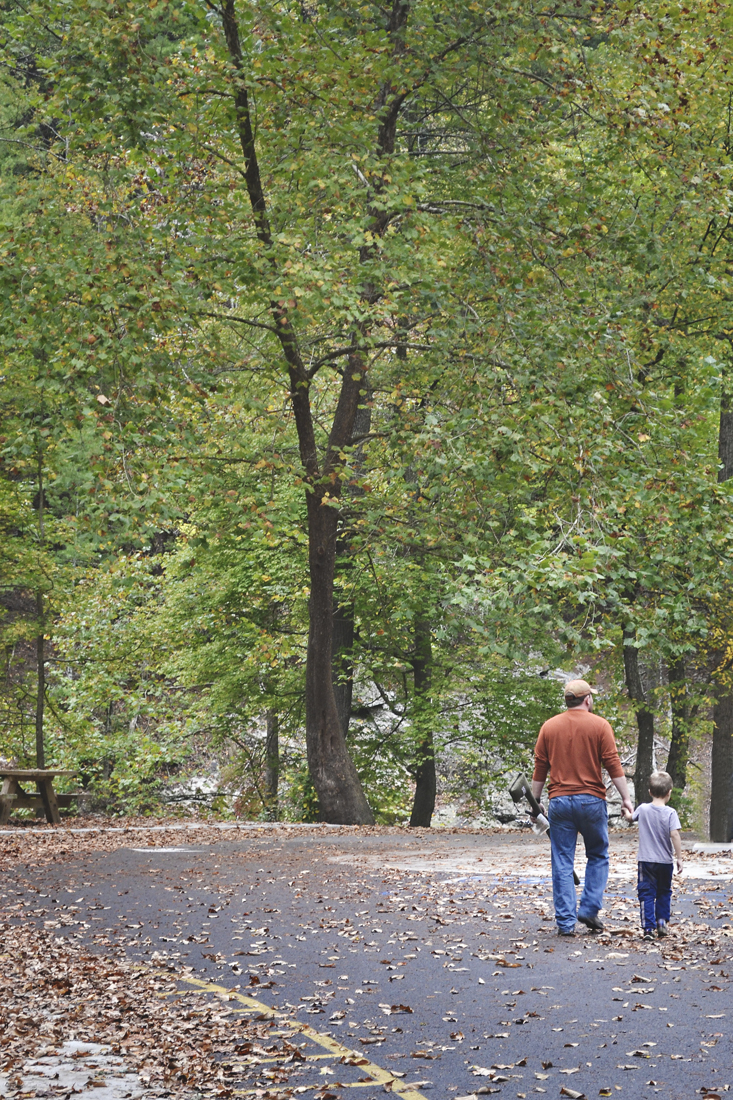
[
  {"left": 643, "top": 930, "right": 655, "bottom": 942},
  {"left": 657, "top": 921, "right": 668, "bottom": 938}
]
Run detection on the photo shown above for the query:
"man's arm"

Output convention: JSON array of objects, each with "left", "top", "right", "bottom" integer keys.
[
  {"left": 531, "top": 779, "right": 547, "bottom": 820},
  {"left": 612, "top": 775, "right": 634, "bottom": 819},
  {"left": 670, "top": 828, "right": 683, "bottom": 874},
  {"left": 531, "top": 727, "right": 549, "bottom": 817}
]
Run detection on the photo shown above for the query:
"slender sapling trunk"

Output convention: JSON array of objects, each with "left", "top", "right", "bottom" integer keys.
[
  {"left": 409, "top": 616, "right": 436, "bottom": 827},
  {"left": 624, "top": 627, "right": 654, "bottom": 806}
]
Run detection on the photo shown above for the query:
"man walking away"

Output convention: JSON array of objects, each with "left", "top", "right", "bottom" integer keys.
[{"left": 532, "top": 680, "right": 634, "bottom": 936}]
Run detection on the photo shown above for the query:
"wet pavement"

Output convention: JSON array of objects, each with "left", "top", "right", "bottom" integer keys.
[{"left": 2, "top": 827, "right": 732, "bottom": 1100}]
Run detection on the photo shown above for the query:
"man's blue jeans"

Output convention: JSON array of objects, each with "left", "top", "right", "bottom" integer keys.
[{"left": 548, "top": 794, "right": 609, "bottom": 932}]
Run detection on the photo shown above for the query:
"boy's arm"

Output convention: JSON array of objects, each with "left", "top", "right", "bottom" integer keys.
[{"left": 670, "top": 828, "right": 683, "bottom": 873}]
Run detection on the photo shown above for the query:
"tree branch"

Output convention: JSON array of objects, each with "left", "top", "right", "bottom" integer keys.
[{"left": 219, "top": 0, "right": 318, "bottom": 478}]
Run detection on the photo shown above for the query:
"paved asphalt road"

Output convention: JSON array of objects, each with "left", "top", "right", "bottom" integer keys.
[{"left": 4, "top": 828, "right": 733, "bottom": 1099}]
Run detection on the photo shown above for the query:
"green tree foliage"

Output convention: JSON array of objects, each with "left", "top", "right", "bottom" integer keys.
[{"left": 3, "top": 0, "right": 733, "bottom": 830}]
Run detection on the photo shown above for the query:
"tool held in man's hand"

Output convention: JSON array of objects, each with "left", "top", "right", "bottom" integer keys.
[
  {"left": 509, "top": 772, "right": 550, "bottom": 833},
  {"left": 509, "top": 772, "right": 580, "bottom": 886}
]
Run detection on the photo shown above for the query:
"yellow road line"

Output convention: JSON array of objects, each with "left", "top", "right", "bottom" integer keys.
[{"left": 175, "top": 974, "right": 428, "bottom": 1100}]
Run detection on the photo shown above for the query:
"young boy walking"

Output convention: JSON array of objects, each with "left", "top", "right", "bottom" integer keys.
[{"left": 624, "top": 771, "right": 683, "bottom": 941}]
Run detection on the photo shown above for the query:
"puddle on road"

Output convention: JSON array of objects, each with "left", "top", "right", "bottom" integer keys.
[
  {"left": 130, "top": 847, "right": 205, "bottom": 853},
  {"left": 328, "top": 845, "right": 733, "bottom": 881}
]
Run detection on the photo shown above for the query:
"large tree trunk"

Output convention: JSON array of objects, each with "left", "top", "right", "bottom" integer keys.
[
  {"left": 219, "top": 0, "right": 414, "bottom": 824},
  {"left": 666, "top": 657, "right": 689, "bottom": 790},
  {"left": 219, "top": 0, "right": 389, "bottom": 823},
  {"left": 306, "top": 493, "right": 374, "bottom": 822},
  {"left": 711, "top": 690, "right": 733, "bottom": 841},
  {"left": 331, "top": 599, "right": 355, "bottom": 741},
  {"left": 711, "top": 381, "right": 733, "bottom": 839},
  {"left": 331, "top": 395, "right": 371, "bottom": 739},
  {"left": 264, "top": 709, "right": 279, "bottom": 821},
  {"left": 624, "top": 626, "right": 654, "bottom": 806},
  {"left": 409, "top": 617, "right": 436, "bottom": 827}
]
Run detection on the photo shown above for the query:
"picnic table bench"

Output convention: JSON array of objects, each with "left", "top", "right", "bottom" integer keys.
[{"left": 0, "top": 769, "right": 85, "bottom": 825}]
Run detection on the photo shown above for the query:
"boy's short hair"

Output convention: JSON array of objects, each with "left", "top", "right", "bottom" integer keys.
[{"left": 649, "top": 770, "right": 673, "bottom": 798}]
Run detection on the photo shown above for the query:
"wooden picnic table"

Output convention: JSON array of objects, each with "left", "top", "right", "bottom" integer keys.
[{"left": 0, "top": 769, "right": 79, "bottom": 825}]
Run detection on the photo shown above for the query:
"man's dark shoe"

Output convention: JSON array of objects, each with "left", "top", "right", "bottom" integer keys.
[
  {"left": 657, "top": 921, "right": 668, "bottom": 939},
  {"left": 558, "top": 927, "right": 576, "bottom": 937},
  {"left": 577, "top": 914, "right": 604, "bottom": 932}
]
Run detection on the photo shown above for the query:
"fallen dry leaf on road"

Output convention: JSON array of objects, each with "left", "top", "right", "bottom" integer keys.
[{"left": 0, "top": 920, "right": 291, "bottom": 1097}]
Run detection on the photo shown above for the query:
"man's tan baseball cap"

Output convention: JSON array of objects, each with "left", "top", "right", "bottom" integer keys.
[{"left": 564, "top": 679, "right": 598, "bottom": 700}]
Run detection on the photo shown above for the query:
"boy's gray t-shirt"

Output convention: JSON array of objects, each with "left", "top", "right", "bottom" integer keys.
[{"left": 632, "top": 803, "right": 681, "bottom": 863}]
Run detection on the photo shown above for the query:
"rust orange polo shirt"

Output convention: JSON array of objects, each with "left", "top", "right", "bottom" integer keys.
[{"left": 533, "top": 708, "right": 624, "bottom": 800}]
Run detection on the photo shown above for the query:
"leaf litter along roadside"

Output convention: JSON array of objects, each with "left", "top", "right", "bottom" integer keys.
[
  {"left": 0, "top": 919, "right": 415, "bottom": 1100},
  {"left": 0, "top": 922, "right": 392, "bottom": 1100},
  {"left": 0, "top": 919, "right": 283, "bottom": 1098},
  {"left": 2, "top": 822, "right": 733, "bottom": 1100},
  {"left": 0, "top": 819, "right": 390, "bottom": 876},
  {"left": 0, "top": 822, "right": 362, "bottom": 1100}
]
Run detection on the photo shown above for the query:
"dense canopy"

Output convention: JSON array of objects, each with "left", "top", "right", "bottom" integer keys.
[{"left": 2, "top": 0, "right": 733, "bottom": 836}]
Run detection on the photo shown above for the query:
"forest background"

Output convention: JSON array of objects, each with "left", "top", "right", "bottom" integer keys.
[{"left": 2, "top": 0, "right": 733, "bottom": 838}]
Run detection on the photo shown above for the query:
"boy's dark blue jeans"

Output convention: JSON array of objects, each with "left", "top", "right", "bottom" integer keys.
[{"left": 637, "top": 860, "right": 674, "bottom": 932}]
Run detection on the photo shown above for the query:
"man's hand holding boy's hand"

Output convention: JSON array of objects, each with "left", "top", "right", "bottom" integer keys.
[{"left": 621, "top": 798, "right": 634, "bottom": 821}]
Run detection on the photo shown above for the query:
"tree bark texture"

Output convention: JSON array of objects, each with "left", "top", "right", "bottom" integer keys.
[
  {"left": 719, "top": 380, "right": 733, "bottom": 481},
  {"left": 331, "top": 599, "right": 355, "bottom": 741},
  {"left": 666, "top": 657, "right": 689, "bottom": 790},
  {"left": 331, "top": 395, "right": 372, "bottom": 739},
  {"left": 35, "top": 590, "right": 45, "bottom": 770},
  {"left": 624, "top": 627, "right": 654, "bottom": 806},
  {"left": 264, "top": 709, "right": 279, "bottom": 821},
  {"left": 307, "top": 495, "right": 374, "bottom": 822},
  {"left": 710, "top": 378, "right": 733, "bottom": 838},
  {"left": 35, "top": 446, "right": 46, "bottom": 770},
  {"left": 710, "top": 689, "right": 733, "bottom": 842},
  {"left": 409, "top": 617, "right": 436, "bottom": 827}
]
